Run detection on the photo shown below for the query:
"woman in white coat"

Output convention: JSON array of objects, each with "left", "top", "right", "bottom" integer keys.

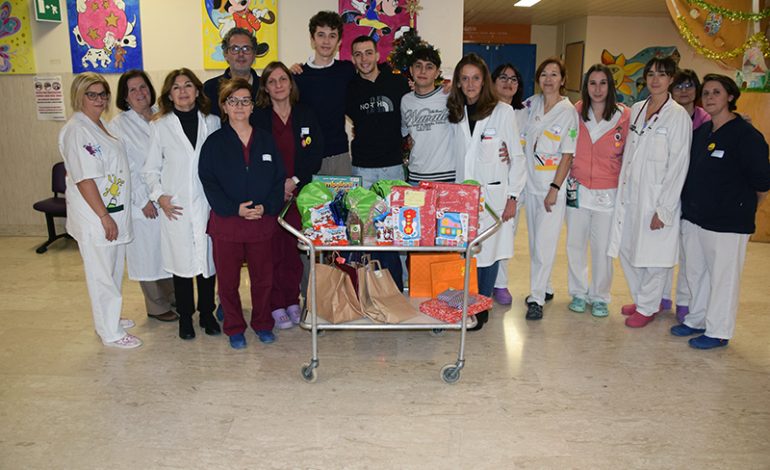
[
  {"left": 110, "top": 70, "right": 177, "bottom": 323},
  {"left": 143, "top": 68, "right": 221, "bottom": 340},
  {"left": 59, "top": 72, "right": 140, "bottom": 349},
  {"left": 521, "top": 57, "right": 579, "bottom": 320},
  {"left": 447, "top": 53, "right": 526, "bottom": 330},
  {"left": 607, "top": 56, "right": 692, "bottom": 328},
  {"left": 490, "top": 63, "right": 528, "bottom": 306}
]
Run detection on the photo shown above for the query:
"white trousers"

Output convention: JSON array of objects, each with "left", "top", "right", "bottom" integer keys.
[
  {"left": 494, "top": 202, "right": 522, "bottom": 288},
  {"left": 79, "top": 243, "right": 126, "bottom": 343},
  {"left": 524, "top": 192, "right": 565, "bottom": 305},
  {"left": 681, "top": 220, "right": 748, "bottom": 339},
  {"left": 565, "top": 205, "right": 613, "bottom": 303},
  {"left": 618, "top": 211, "right": 667, "bottom": 316},
  {"left": 662, "top": 237, "right": 691, "bottom": 305}
]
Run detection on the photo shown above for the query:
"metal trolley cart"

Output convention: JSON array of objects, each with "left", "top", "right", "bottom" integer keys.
[{"left": 278, "top": 202, "right": 501, "bottom": 384}]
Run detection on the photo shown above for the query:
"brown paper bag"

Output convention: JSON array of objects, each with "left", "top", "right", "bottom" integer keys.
[
  {"left": 314, "top": 263, "right": 364, "bottom": 324},
  {"left": 357, "top": 260, "right": 417, "bottom": 323}
]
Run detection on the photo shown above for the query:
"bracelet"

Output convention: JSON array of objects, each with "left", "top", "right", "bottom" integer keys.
[
  {"left": 99, "top": 213, "right": 109, "bottom": 219},
  {"left": 549, "top": 182, "right": 561, "bottom": 191}
]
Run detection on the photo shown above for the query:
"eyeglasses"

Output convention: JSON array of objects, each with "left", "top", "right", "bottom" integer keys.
[
  {"left": 497, "top": 75, "right": 518, "bottom": 83},
  {"left": 85, "top": 91, "right": 110, "bottom": 101},
  {"left": 226, "top": 45, "right": 255, "bottom": 55},
  {"left": 226, "top": 97, "right": 253, "bottom": 107},
  {"left": 674, "top": 82, "right": 694, "bottom": 90}
]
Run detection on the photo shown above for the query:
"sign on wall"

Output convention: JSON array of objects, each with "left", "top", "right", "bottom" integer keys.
[
  {"left": 66, "top": 0, "right": 144, "bottom": 74},
  {"left": 338, "top": 0, "right": 413, "bottom": 62},
  {"left": 201, "top": 0, "right": 278, "bottom": 70},
  {"left": 33, "top": 75, "right": 66, "bottom": 121},
  {"left": 34, "top": 0, "right": 62, "bottom": 22},
  {"left": 0, "top": 0, "right": 36, "bottom": 74}
]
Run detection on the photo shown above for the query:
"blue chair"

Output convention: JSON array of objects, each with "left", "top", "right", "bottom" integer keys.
[{"left": 32, "top": 162, "right": 71, "bottom": 253}]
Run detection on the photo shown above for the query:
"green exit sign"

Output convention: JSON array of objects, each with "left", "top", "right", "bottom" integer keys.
[{"left": 35, "top": 0, "right": 62, "bottom": 23}]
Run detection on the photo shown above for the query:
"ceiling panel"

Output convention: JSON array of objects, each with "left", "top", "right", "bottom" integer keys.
[{"left": 464, "top": 0, "right": 669, "bottom": 25}]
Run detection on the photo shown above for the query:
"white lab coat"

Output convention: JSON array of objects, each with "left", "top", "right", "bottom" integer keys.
[
  {"left": 59, "top": 112, "right": 133, "bottom": 245},
  {"left": 143, "top": 111, "right": 221, "bottom": 278},
  {"left": 454, "top": 101, "right": 526, "bottom": 267},
  {"left": 522, "top": 94, "right": 579, "bottom": 195},
  {"left": 110, "top": 108, "right": 171, "bottom": 281},
  {"left": 607, "top": 96, "right": 692, "bottom": 267}
]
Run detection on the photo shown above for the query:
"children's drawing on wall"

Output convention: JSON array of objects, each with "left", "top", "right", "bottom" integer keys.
[
  {"left": 66, "top": 0, "right": 143, "bottom": 74},
  {"left": 339, "top": 0, "right": 413, "bottom": 62},
  {"left": 201, "top": 0, "right": 278, "bottom": 70},
  {"left": 601, "top": 46, "right": 679, "bottom": 105},
  {"left": 0, "top": 0, "right": 36, "bottom": 74}
]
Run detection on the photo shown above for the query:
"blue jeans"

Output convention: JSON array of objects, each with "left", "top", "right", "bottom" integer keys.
[
  {"left": 477, "top": 261, "right": 500, "bottom": 298},
  {"left": 352, "top": 164, "right": 405, "bottom": 189}
]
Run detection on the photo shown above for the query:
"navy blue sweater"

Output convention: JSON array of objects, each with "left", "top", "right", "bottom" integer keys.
[
  {"left": 294, "top": 60, "right": 356, "bottom": 157},
  {"left": 251, "top": 102, "right": 324, "bottom": 190},
  {"left": 682, "top": 116, "right": 770, "bottom": 234},
  {"left": 198, "top": 123, "right": 286, "bottom": 217}
]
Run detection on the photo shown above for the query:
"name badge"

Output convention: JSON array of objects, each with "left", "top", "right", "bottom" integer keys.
[
  {"left": 710, "top": 150, "right": 724, "bottom": 158},
  {"left": 482, "top": 128, "right": 496, "bottom": 141},
  {"left": 655, "top": 127, "right": 668, "bottom": 135},
  {"left": 262, "top": 154, "right": 272, "bottom": 162}
]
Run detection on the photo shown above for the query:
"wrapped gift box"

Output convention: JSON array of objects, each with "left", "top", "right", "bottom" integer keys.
[
  {"left": 418, "top": 182, "right": 480, "bottom": 247},
  {"left": 419, "top": 295, "right": 493, "bottom": 323},
  {"left": 389, "top": 186, "right": 437, "bottom": 247}
]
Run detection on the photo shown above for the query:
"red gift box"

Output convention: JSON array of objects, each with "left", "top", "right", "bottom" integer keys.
[
  {"left": 389, "top": 186, "right": 437, "bottom": 247},
  {"left": 418, "top": 295, "right": 493, "bottom": 323},
  {"left": 418, "top": 182, "right": 481, "bottom": 247}
]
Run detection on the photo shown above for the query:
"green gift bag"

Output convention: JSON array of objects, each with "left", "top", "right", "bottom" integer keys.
[{"left": 297, "top": 181, "right": 334, "bottom": 229}]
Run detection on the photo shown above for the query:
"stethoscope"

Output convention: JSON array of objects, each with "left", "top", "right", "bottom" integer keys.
[{"left": 629, "top": 95, "right": 669, "bottom": 137}]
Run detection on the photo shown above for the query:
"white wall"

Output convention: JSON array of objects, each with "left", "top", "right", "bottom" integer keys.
[{"left": 531, "top": 24, "right": 558, "bottom": 66}]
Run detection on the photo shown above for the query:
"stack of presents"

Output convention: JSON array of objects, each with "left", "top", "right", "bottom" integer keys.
[{"left": 295, "top": 177, "right": 493, "bottom": 325}]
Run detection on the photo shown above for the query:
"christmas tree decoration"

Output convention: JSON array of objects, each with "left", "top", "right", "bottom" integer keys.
[
  {"left": 704, "top": 12, "right": 723, "bottom": 35},
  {"left": 387, "top": 29, "right": 442, "bottom": 84},
  {"left": 677, "top": 16, "right": 770, "bottom": 60},
  {"left": 686, "top": 0, "right": 770, "bottom": 22}
]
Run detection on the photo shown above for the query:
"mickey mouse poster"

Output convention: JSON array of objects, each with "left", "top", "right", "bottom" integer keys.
[{"left": 201, "top": 0, "right": 277, "bottom": 69}]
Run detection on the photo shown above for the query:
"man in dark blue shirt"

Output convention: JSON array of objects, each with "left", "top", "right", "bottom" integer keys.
[{"left": 203, "top": 28, "right": 261, "bottom": 119}]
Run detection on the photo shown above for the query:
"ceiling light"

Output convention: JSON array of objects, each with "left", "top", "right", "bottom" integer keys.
[{"left": 514, "top": 0, "right": 541, "bottom": 6}]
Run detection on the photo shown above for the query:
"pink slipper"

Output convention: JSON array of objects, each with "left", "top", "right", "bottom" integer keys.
[
  {"left": 625, "top": 310, "right": 656, "bottom": 328},
  {"left": 287, "top": 304, "right": 302, "bottom": 325},
  {"left": 271, "top": 308, "right": 293, "bottom": 330},
  {"left": 621, "top": 304, "right": 636, "bottom": 316}
]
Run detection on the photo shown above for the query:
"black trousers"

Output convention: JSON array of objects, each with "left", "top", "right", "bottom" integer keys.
[{"left": 172, "top": 274, "right": 216, "bottom": 318}]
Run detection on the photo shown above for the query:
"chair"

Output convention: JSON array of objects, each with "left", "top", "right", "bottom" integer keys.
[{"left": 32, "top": 162, "right": 70, "bottom": 254}]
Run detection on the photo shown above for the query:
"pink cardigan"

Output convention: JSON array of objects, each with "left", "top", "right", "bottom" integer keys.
[{"left": 571, "top": 102, "right": 631, "bottom": 190}]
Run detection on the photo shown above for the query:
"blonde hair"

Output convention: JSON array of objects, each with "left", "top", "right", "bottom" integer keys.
[{"left": 70, "top": 72, "right": 111, "bottom": 113}]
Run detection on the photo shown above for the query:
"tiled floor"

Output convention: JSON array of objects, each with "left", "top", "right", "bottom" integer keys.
[{"left": 1, "top": 227, "right": 769, "bottom": 469}]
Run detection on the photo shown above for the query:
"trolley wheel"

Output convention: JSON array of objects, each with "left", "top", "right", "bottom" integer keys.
[
  {"left": 301, "top": 363, "right": 317, "bottom": 383},
  {"left": 429, "top": 328, "right": 445, "bottom": 337},
  {"left": 440, "top": 364, "right": 461, "bottom": 384}
]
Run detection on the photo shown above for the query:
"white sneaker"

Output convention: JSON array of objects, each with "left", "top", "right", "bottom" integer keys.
[
  {"left": 119, "top": 318, "right": 135, "bottom": 329},
  {"left": 103, "top": 334, "right": 143, "bottom": 349}
]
